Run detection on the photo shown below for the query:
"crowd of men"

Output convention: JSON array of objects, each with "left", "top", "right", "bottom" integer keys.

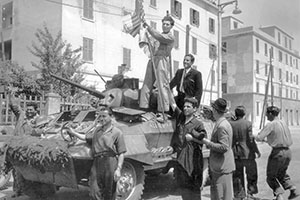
[{"left": 6, "top": 13, "right": 300, "bottom": 200}]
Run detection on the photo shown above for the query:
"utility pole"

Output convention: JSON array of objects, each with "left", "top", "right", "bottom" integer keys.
[
  {"left": 270, "top": 49, "right": 274, "bottom": 106},
  {"left": 185, "top": 25, "right": 190, "bottom": 55},
  {"left": 259, "top": 49, "right": 274, "bottom": 128}
]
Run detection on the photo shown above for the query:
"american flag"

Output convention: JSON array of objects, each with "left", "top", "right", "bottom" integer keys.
[{"left": 123, "top": 0, "right": 144, "bottom": 37}]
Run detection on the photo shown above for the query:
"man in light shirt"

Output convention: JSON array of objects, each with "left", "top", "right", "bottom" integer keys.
[{"left": 256, "top": 106, "right": 300, "bottom": 200}]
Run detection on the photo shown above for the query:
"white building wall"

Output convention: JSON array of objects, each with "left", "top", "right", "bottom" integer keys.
[
  {"left": 2, "top": 0, "right": 62, "bottom": 71},
  {"left": 3, "top": 0, "right": 219, "bottom": 104}
]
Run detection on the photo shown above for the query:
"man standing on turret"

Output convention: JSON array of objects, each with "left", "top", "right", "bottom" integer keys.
[{"left": 139, "top": 14, "right": 176, "bottom": 113}]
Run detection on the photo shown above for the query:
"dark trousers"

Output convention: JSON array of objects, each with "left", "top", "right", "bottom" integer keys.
[
  {"left": 233, "top": 159, "right": 258, "bottom": 196},
  {"left": 267, "top": 148, "right": 295, "bottom": 196},
  {"left": 90, "top": 156, "right": 118, "bottom": 200},
  {"left": 176, "top": 164, "right": 202, "bottom": 200}
]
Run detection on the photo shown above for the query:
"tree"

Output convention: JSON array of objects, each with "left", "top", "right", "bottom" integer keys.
[
  {"left": 0, "top": 60, "right": 40, "bottom": 95},
  {"left": 29, "top": 25, "right": 85, "bottom": 98}
]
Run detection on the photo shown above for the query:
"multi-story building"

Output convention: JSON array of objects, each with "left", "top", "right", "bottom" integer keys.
[
  {"left": 0, "top": 0, "right": 221, "bottom": 105},
  {"left": 222, "top": 16, "right": 300, "bottom": 127}
]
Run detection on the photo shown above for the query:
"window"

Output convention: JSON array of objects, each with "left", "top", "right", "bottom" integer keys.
[
  {"left": 270, "top": 46, "right": 274, "bottom": 58},
  {"left": 284, "top": 37, "right": 288, "bottom": 48},
  {"left": 289, "top": 40, "right": 292, "bottom": 50},
  {"left": 256, "top": 102, "right": 260, "bottom": 116},
  {"left": 233, "top": 21, "right": 238, "bottom": 29},
  {"left": 83, "top": 37, "right": 93, "bottom": 61},
  {"left": 222, "top": 62, "right": 227, "bottom": 75},
  {"left": 173, "top": 60, "right": 179, "bottom": 72},
  {"left": 150, "top": 21, "right": 157, "bottom": 30},
  {"left": 211, "top": 69, "right": 215, "bottom": 86},
  {"left": 123, "top": 48, "right": 131, "bottom": 68},
  {"left": 2, "top": 2, "right": 13, "bottom": 29},
  {"left": 192, "top": 36, "right": 197, "bottom": 55},
  {"left": 264, "top": 43, "right": 268, "bottom": 56},
  {"left": 290, "top": 56, "right": 293, "bottom": 67},
  {"left": 256, "top": 82, "right": 259, "bottom": 93},
  {"left": 190, "top": 8, "right": 199, "bottom": 27},
  {"left": 256, "top": 60, "right": 259, "bottom": 74},
  {"left": 222, "top": 42, "right": 227, "bottom": 53},
  {"left": 286, "top": 88, "right": 288, "bottom": 98},
  {"left": 265, "top": 64, "right": 268, "bottom": 76},
  {"left": 278, "top": 51, "right": 283, "bottom": 62},
  {"left": 297, "top": 75, "right": 299, "bottom": 85},
  {"left": 209, "top": 18, "right": 215, "bottom": 34},
  {"left": 290, "top": 89, "right": 293, "bottom": 98},
  {"left": 286, "top": 54, "right": 288, "bottom": 65},
  {"left": 290, "top": 72, "right": 293, "bottom": 83},
  {"left": 222, "top": 83, "right": 227, "bottom": 94},
  {"left": 171, "top": 0, "right": 182, "bottom": 19},
  {"left": 83, "top": 0, "right": 94, "bottom": 20},
  {"left": 279, "top": 68, "right": 282, "bottom": 80},
  {"left": 286, "top": 71, "right": 289, "bottom": 82},
  {"left": 256, "top": 39, "right": 259, "bottom": 53},
  {"left": 209, "top": 44, "right": 217, "bottom": 59},
  {"left": 296, "top": 59, "right": 298, "bottom": 69},
  {"left": 173, "top": 30, "right": 179, "bottom": 49},
  {"left": 278, "top": 32, "right": 281, "bottom": 44},
  {"left": 150, "top": 0, "right": 156, "bottom": 7},
  {"left": 279, "top": 86, "right": 282, "bottom": 97}
]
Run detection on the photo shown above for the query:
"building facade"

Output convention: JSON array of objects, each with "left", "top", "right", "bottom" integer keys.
[
  {"left": 0, "top": 0, "right": 221, "bottom": 106},
  {"left": 222, "top": 16, "right": 300, "bottom": 127}
]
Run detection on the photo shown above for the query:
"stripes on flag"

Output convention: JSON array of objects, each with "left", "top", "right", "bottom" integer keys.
[{"left": 122, "top": 0, "right": 144, "bottom": 38}]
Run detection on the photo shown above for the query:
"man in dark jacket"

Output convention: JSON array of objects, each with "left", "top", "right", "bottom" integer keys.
[
  {"left": 171, "top": 97, "right": 206, "bottom": 200},
  {"left": 230, "top": 106, "right": 260, "bottom": 198},
  {"left": 170, "top": 54, "right": 203, "bottom": 110}
]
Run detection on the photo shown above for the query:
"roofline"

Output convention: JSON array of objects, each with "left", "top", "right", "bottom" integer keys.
[
  {"left": 222, "top": 15, "right": 244, "bottom": 24},
  {"left": 223, "top": 28, "right": 300, "bottom": 59},
  {"left": 260, "top": 25, "right": 294, "bottom": 40}
]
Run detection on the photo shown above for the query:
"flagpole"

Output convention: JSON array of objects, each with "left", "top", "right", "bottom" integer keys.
[{"left": 144, "top": 31, "right": 166, "bottom": 121}]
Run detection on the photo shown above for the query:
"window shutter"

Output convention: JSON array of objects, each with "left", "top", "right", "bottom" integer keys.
[
  {"left": 190, "top": 8, "right": 193, "bottom": 25},
  {"left": 178, "top": 2, "right": 182, "bottom": 19},
  {"left": 195, "top": 10, "right": 199, "bottom": 26},
  {"left": 171, "top": 0, "right": 175, "bottom": 16}
]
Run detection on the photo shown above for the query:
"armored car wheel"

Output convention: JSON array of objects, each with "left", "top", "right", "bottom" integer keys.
[{"left": 116, "top": 160, "right": 145, "bottom": 200}]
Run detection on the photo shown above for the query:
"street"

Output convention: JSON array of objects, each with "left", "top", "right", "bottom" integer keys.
[{"left": 1, "top": 127, "right": 300, "bottom": 200}]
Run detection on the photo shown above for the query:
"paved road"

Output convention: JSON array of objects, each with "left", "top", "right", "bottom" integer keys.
[{"left": 1, "top": 127, "right": 300, "bottom": 200}]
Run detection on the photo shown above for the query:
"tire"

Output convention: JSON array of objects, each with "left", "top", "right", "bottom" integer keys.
[
  {"left": 14, "top": 170, "right": 56, "bottom": 199},
  {"left": 116, "top": 159, "right": 145, "bottom": 200},
  {"left": 0, "top": 170, "right": 11, "bottom": 190}
]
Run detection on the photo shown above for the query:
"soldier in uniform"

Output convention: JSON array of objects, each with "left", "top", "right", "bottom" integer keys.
[
  {"left": 66, "top": 105, "right": 126, "bottom": 200},
  {"left": 256, "top": 106, "right": 300, "bottom": 200}
]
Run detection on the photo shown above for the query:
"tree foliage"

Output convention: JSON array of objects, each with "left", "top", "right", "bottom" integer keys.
[
  {"left": 29, "top": 25, "right": 85, "bottom": 98},
  {"left": 0, "top": 61, "right": 40, "bottom": 95}
]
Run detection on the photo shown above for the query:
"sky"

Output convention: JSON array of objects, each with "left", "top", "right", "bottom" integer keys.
[{"left": 222, "top": 0, "right": 300, "bottom": 52}]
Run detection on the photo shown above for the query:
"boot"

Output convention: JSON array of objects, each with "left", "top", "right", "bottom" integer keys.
[{"left": 288, "top": 188, "right": 300, "bottom": 200}]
